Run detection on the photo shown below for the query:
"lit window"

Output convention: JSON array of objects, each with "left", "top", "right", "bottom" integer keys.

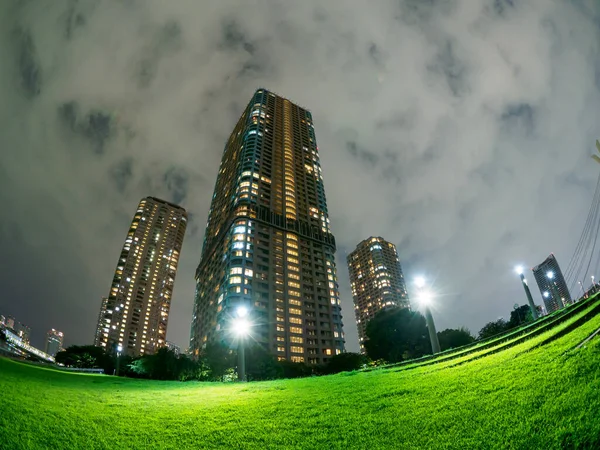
[
  {"left": 290, "top": 336, "right": 303, "bottom": 344},
  {"left": 290, "top": 346, "right": 304, "bottom": 354},
  {"left": 289, "top": 308, "right": 302, "bottom": 315},
  {"left": 289, "top": 326, "right": 302, "bottom": 334},
  {"left": 230, "top": 267, "right": 243, "bottom": 275},
  {"left": 229, "top": 276, "right": 242, "bottom": 285},
  {"left": 289, "top": 317, "right": 302, "bottom": 324}
]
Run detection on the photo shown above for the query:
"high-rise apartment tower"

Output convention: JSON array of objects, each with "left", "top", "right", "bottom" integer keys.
[
  {"left": 348, "top": 237, "right": 409, "bottom": 353},
  {"left": 532, "top": 253, "right": 571, "bottom": 314},
  {"left": 190, "top": 89, "right": 345, "bottom": 364},
  {"left": 45, "top": 329, "right": 64, "bottom": 356},
  {"left": 95, "top": 197, "right": 187, "bottom": 356}
]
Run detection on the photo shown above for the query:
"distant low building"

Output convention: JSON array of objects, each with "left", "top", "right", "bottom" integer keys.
[
  {"left": 45, "top": 329, "right": 64, "bottom": 357},
  {"left": 1, "top": 315, "right": 31, "bottom": 344}
]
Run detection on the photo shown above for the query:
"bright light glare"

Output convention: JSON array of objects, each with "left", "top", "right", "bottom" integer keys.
[
  {"left": 233, "top": 317, "right": 251, "bottom": 336},
  {"left": 117, "top": 345, "right": 123, "bottom": 353},
  {"left": 543, "top": 291, "right": 550, "bottom": 298},
  {"left": 414, "top": 277, "right": 426, "bottom": 288},
  {"left": 515, "top": 266, "right": 524, "bottom": 275},
  {"left": 546, "top": 271, "right": 554, "bottom": 279},
  {"left": 236, "top": 305, "right": 248, "bottom": 318},
  {"left": 418, "top": 290, "right": 434, "bottom": 307}
]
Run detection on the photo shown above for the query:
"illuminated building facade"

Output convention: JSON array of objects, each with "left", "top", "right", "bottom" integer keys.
[
  {"left": 45, "top": 329, "right": 64, "bottom": 356},
  {"left": 1, "top": 315, "right": 31, "bottom": 344},
  {"left": 95, "top": 197, "right": 187, "bottom": 357},
  {"left": 532, "top": 253, "right": 571, "bottom": 314},
  {"left": 348, "top": 237, "right": 409, "bottom": 353},
  {"left": 94, "top": 297, "right": 109, "bottom": 346},
  {"left": 190, "top": 88, "right": 345, "bottom": 364}
]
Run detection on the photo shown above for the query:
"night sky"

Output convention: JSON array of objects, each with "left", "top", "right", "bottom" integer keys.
[{"left": 1, "top": 1, "right": 600, "bottom": 352}]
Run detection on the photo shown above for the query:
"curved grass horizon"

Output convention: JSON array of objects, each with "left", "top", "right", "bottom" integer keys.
[{"left": 2, "top": 306, "right": 600, "bottom": 449}]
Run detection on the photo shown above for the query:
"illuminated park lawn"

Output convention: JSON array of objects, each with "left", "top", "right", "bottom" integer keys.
[{"left": 1, "top": 304, "right": 600, "bottom": 449}]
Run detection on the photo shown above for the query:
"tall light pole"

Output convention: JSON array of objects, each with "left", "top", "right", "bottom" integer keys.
[
  {"left": 233, "top": 306, "right": 251, "bottom": 382},
  {"left": 546, "top": 271, "right": 565, "bottom": 309},
  {"left": 115, "top": 344, "right": 123, "bottom": 376},
  {"left": 415, "top": 277, "right": 441, "bottom": 354},
  {"left": 515, "top": 266, "right": 539, "bottom": 320}
]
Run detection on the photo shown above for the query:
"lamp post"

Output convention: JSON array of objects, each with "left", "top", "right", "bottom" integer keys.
[
  {"left": 546, "top": 271, "right": 565, "bottom": 309},
  {"left": 515, "top": 266, "right": 539, "bottom": 320},
  {"left": 115, "top": 344, "right": 123, "bottom": 376},
  {"left": 233, "top": 305, "right": 251, "bottom": 382},
  {"left": 415, "top": 277, "right": 441, "bottom": 354}
]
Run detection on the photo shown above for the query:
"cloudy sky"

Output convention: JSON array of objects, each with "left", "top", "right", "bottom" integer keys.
[{"left": 1, "top": 0, "right": 600, "bottom": 352}]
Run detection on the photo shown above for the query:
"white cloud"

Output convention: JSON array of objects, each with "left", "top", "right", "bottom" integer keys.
[{"left": 0, "top": 0, "right": 599, "bottom": 350}]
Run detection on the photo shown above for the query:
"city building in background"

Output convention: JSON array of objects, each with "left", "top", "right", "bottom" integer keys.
[
  {"left": 165, "top": 341, "right": 181, "bottom": 355},
  {"left": 532, "top": 253, "right": 572, "bottom": 314},
  {"left": 190, "top": 88, "right": 345, "bottom": 365},
  {"left": 95, "top": 197, "right": 187, "bottom": 357},
  {"left": 348, "top": 237, "right": 410, "bottom": 353},
  {"left": 0, "top": 315, "right": 31, "bottom": 344},
  {"left": 45, "top": 329, "right": 64, "bottom": 356},
  {"left": 94, "top": 297, "right": 109, "bottom": 346}
]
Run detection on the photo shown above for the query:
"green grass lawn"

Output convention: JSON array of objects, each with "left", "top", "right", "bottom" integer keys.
[{"left": 2, "top": 312, "right": 600, "bottom": 449}]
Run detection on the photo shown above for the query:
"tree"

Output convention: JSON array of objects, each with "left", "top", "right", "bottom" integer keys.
[
  {"left": 364, "top": 307, "right": 432, "bottom": 363},
  {"left": 319, "top": 352, "right": 368, "bottom": 374},
  {"left": 202, "top": 341, "right": 236, "bottom": 381},
  {"left": 245, "top": 344, "right": 283, "bottom": 381},
  {"left": 55, "top": 345, "right": 110, "bottom": 369},
  {"left": 477, "top": 319, "right": 508, "bottom": 340},
  {"left": 126, "top": 348, "right": 205, "bottom": 381},
  {"left": 437, "top": 328, "right": 475, "bottom": 351},
  {"left": 507, "top": 305, "right": 533, "bottom": 329},
  {"left": 278, "top": 360, "right": 313, "bottom": 379}
]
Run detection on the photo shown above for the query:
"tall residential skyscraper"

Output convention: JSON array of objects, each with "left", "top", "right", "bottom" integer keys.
[
  {"left": 348, "top": 237, "right": 410, "bottom": 353},
  {"left": 45, "top": 329, "right": 64, "bottom": 356},
  {"left": 95, "top": 197, "right": 187, "bottom": 356},
  {"left": 190, "top": 89, "right": 345, "bottom": 365},
  {"left": 94, "top": 297, "right": 109, "bottom": 346},
  {"left": 532, "top": 253, "right": 571, "bottom": 314}
]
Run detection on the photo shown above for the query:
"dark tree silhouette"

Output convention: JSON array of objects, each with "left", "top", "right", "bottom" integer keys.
[
  {"left": 478, "top": 319, "right": 508, "bottom": 340},
  {"left": 364, "top": 307, "right": 432, "bottom": 363},
  {"left": 437, "top": 327, "right": 475, "bottom": 351}
]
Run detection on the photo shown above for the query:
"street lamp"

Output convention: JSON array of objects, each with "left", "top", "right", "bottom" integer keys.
[
  {"left": 414, "top": 277, "right": 441, "bottom": 354},
  {"left": 115, "top": 344, "right": 123, "bottom": 377},
  {"left": 546, "top": 271, "right": 565, "bottom": 309},
  {"left": 233, "top": 305, "right": 251, "bottom": 382},
  {"left": 514, "top": 266, "right": 539, "bottom": 320}
]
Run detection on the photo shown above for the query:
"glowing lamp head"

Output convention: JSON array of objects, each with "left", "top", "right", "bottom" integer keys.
[
  {"left": 543, "top": 291, "right": 550, "bottom": 298},
  {"left": 546, "top": 271, "right": 554, "bottom": 280},
  {"left": 117, "top": 345, "right": 123, "bottom": 353},
  {"left": 236, "top": 305, "right": 248, "bottom": 318},
  {"left": 418, "top": 289, "right": 434, "bottom": 307},
  {"left": 515, "top": 266, "right": 524, "bottom": 275},
  {"left": 414, "top": 277, "right": 426, "bottom": 289},
  {"left": 233, "top": 317, "right": 251, "bottom": 337}
]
